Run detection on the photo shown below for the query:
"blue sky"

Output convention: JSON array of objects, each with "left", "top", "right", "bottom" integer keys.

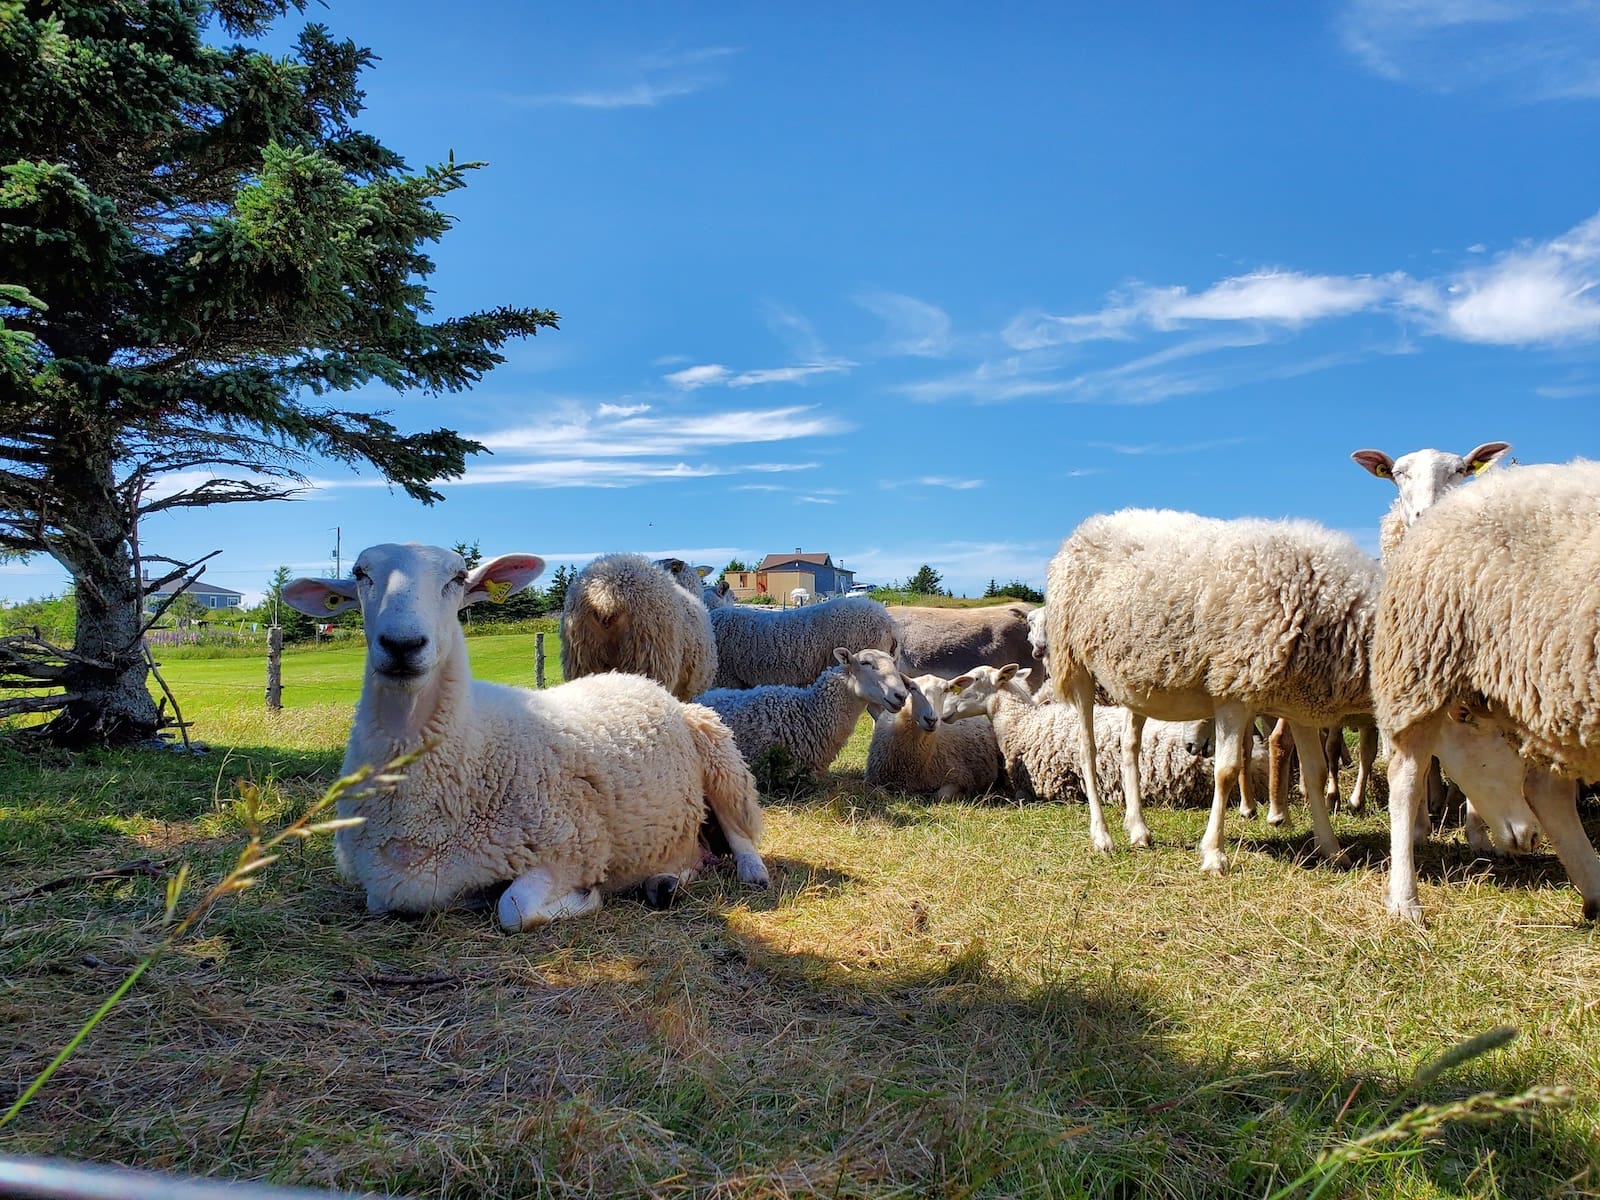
[{"left": 8, "top": 0, "right": 1600, "bottom": 604}]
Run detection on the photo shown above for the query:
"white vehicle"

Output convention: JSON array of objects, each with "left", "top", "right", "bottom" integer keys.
[{"left": 789, "top": 588, "right": 811, "bottom": 606}]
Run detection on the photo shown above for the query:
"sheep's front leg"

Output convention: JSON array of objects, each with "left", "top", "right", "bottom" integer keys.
[
  {"left": 1198, "top": 703, "right": 1252, "bottom": 874},
  {"left": 1385, "top": 724, "right": 1432, "bottom": 923},
  {"left": 1070, "top": 671, "right": 1114, "bottom": 853},
  {"left": 1348, "top": 721, "right": 1377, "bottom": 814},
  {"left": 1119, "top": 710, "right": 1152, "bottom": 848},
  {"left": 496, "top": 867, "right": 603, "bottom": 931},
  {"left": 1289, "top": 721, "right": 1344, "bottom": 864},
  {"left": 1520, "top": 766, "right": 1600, "bottom": 921}
]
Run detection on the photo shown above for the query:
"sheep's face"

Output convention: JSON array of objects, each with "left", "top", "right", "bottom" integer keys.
[
  {"left": 1025, "top": 609, "right": 1049, "bottom": 660},
  {"left": 903, "top": 680, "right": 940, "bottom": 733},
  {"left": 284, "top": 544, "right": 545, "bottom": 691},
  {"left": 940, "top": 664, "right": 1031, "bottom": 723},
  {"left": 1351, "top": 442, "right": 1510, "bottom": 527},
  {"left": 835, "top": 647, "right": 909, "bottom": 714}
]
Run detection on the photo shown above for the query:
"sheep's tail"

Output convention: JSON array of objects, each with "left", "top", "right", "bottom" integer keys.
[{"left": 682, "top": 703, "right": 770, "bottom": 887}]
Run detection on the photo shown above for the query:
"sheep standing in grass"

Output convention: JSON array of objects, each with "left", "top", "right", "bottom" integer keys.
[
  {"left": 943, "top": 666, "right": 1270, "bottom": 806},
  {"left": 865, "top": 674, "right": 1003, "bottom": 801},
  {"left": 710, "top": 595, "right": 898, "bottom": 689},
  {"left": 1374, "top": 462, "right": 1600, "bottom": 922},
  {"left": 1044, "top": 510, "right": 1379, "bottom": 872},
  {"left": 562, "top": 554, "right": 716, "bottom": 700},
  {"left": 285, "top": 544, "right": 768, "bottom": 930},
  {"left": 890, "top": 604, "right": 1046, "bottom": 693},
  {"left": 696, "top": 648, "right": 910, "bottom": 774},
  {"left": 1352, "top": 439, "right": 1537, "bottom": 858}
]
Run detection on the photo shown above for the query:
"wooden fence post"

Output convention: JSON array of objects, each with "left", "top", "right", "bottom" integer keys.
[
  {"left": 534, "top": 631, "right": 546, "bottom": 688},
  {"left": 265, "top": 625, "right": 283, "bottom": 710}
]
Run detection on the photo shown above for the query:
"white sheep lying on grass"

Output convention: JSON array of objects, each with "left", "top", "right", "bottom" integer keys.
[
  {"left": 710, "top": 595, "right": 898, "bottom": 689},
  {"left": 942, "top": 666, "right": 1270, "bottom": 807},
  {"left": 1373, "top": 462, "right": 1600, "bottom": 922},
  {"left": 1045, "top": 510, "right": 1379, "bottom": 873},
  {"left": 865, "top": 674, "right": 1003, "bottom": 801},
  {"left": 562, "top": 554, "right": 717, "bottom": 700},
  {"left": 285, "top": 543, "right": 768, "bottom": 930},
  {"left": 696, "top": 648, "right": 910, "bottom": 775}
]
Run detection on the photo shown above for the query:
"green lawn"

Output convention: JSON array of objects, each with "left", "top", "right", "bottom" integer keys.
[{"left": 0, "top": 639, "right": 1596, "bottom": 1197}]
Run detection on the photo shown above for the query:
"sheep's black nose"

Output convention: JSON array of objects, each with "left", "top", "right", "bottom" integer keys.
[{"left": 378, "top": 632, "right": 428, "bottom": 659}]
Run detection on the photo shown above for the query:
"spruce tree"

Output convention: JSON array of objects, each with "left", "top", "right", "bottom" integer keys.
[{"left": 0, "top": 1, "right": 558, "bottom": 743}]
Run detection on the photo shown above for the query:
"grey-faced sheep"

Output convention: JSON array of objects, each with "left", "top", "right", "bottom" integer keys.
[
  {"left": 285, "top": 543, "right": 768, "bottom": 931},
  {"left": 653, "top": 557, "right": 735, "bottom": 609},
  {"left": 864, "top": 674, "right": 1003, "bottom": 802},
  {"left": 943, "top": 667, "right": 1272, "bottom": 808},
  {"left": 1373, "top": 461, "right": 1600, "bottom": 922},
  {"left": 890, "top": 603, "right": 1046, "bottom": 693},
  {"left": 1044, "top": 510, "right": 1379, "bottom": 872},
  {"left": 709, "top": 595, "right": 899, "bottom": 689},
  {"left": 562, "top": 553, "right": 717, "bottom": 700},
  {"left": 696, "top": 647, "right": 910, "bottom": 775}
]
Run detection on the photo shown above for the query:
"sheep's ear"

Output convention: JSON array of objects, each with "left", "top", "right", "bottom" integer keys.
[
  {"left": 997, "top": 663, "right": 1019, "bottom": 682},
  {"left": 696, "top": 564, "right": 713, "bottom": 579},
  {"left": 948, "top": 674, "right": 974, "bottom": 695},
  {"left": 1350, "top": 449, "right": 1393, "bottom": 480},
  {"left": 1013, "top": 667, "right": 1032, "bottom": 684},
  {"left": 833, "top": 646, "right": 851, "bottom": 666},
  {"left": 465, "top": 554, "right": 545, "bottom": 606},
  {"left": 659, "top": 557, "right": 687, "bottom": 575},
  {"left": 1464, "top": 441, "right": 1511, "bottom": 475},
  {"left": 283, "top": 577, "right": 358, "bottom": 616}
]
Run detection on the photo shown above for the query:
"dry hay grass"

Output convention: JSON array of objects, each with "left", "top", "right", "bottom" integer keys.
[{"left": 0, "top": 718, "right": 1597, "bottom": 1197}]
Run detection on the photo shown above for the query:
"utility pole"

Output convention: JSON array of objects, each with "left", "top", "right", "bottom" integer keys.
[{"left": 331, "top": 526, "right": 342, "bottom": 578}]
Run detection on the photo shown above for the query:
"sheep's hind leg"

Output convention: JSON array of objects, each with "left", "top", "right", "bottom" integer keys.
[
  {"left": 1289, "top": 721, "right": 1345, "bottom": 865},
  {"left": 1199, "top": 703, "right": 1252, "bottom": 874},
  {"left": 496, "top": 868, "right": 603, "bottom": 931},
  {"left": 1119, "top": 710, "right": 1152, "bottom": 848},
  {"left": 1521, "top": 766, "right": 1600, "bottom": 921}
]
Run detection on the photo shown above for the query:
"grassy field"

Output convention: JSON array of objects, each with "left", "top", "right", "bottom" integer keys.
[{"left": 1, "top": 636, "right": 1597, "bottom": 1197}]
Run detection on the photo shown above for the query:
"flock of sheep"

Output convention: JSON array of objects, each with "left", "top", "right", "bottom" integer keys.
[{"left": 283, "top": 442, "right": 1600, "bottom": 930}]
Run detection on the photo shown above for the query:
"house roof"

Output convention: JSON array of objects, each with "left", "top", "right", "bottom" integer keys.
[
  {"left": 147, "top": 577, "right": 243, "bottom": 599},
  {"left": 756, "top": 552, "right": 834, "bottom": 570}
]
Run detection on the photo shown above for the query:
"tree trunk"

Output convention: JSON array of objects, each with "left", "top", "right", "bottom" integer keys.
[{"left": 44, "top": 447, "right": 161, "bottom": 746}]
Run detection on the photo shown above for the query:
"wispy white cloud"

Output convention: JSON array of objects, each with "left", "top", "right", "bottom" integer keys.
[
  {"left": 878, "top": 475, "right": 985, "bottom": 490},
  {"left": 1090, "top": 437, "right": 1250, "bottom": 457},
  {"left": 1339, "top": 0, "right": 1600, "bottom": 100},
  {"left": 504, "top": 45, "right": 741, "bottom": 109},
  {"left": 856, "top": 291, "right": 955, "bottom": 357},
  {"left": 1415, "top": 212, "right": 1600, "bottom": 343},
  {"left": 1005, "top": 271, "right": 1397, "bottom": 349},
  {"left": 596, "top": 402, "right": 652, "bottom": 418},
  {"left": 480, "top": 404, "right": 849, "bottom": 457},
  {"left": 796, "top": 495, "right": 837, "bottom": 504},
  {"left": 664, "top": 360, "right": 855, "bottom": 390}
]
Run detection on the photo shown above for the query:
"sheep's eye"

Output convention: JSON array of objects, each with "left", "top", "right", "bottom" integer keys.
[{"left": 449, "top": 571, "right": 468, "bottom": 590}]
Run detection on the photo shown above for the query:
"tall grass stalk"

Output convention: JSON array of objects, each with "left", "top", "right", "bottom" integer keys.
[{"left": 0, "top": 751, "right": 417, "bottom": 1129}]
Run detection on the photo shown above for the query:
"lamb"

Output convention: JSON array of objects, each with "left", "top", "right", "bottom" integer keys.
[
  {"left": 1352, "top": 438, "right": 1537, "bottom": 858},
  {"left": 284, "top": 543, "right": 768, "bottom": 931},
  {"left": 1373, "top": 461, "right": 1600, "bottom": 922},
  {"left": 865, "top": 674, "right": 1003, "bottom": 801},
  {"left": 709, "top": 595, "right": 899, "bottom": 689},
  {"left": 943, "top": 666, "right": 1270, "bottom": 807},
  {"left": 1044, "top": 510, "right": 1379, "bottom": 872},
  {"left": 890, "top": 603, "right": 1046, "bottom": 693},
  {"left": 562, "top": 553, "right": 717, "bottom": 700},
  {"left": 695, "top": 647, "right": 910, "bottom": 775}
]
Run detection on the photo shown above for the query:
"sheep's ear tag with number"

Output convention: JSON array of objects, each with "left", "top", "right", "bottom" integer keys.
[
  {"left": 484, "top": 579, "right": 512, "bottom": 605},
  {"left": 949, "top": 682, "right": 964, "bottom": 695}
]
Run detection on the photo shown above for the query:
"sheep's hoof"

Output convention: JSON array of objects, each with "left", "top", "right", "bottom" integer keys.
[
  {"left": 1126, "top": 824, "right": 1152, "bottom": 849},
  {"left": 1266, "top": 808, "right": 1288, "bottom": 827},
  {"left": 643, "top": 874, "right": 682, "bottom": 910},
  {"left": 1089, "top": 829, "right": 1115, "bottom": 854},
  {"left": 1583, "top": 896, "right": 1600, "bottom": 922},
  {"left": 1386, "top": 895, "right": 1425, "bottom": 924},
  {"left": 735, "top": 851, "right": 770, "bottom": 888},
  {"left": 1238, "top": 803, "right": 1257, "bottom": 820},
  {"left": 1345, "top": 798, "right": 1365, "bottom": 814},
  {"left": 1200, "top": 849, "right": 1227, "bottom": 875}
]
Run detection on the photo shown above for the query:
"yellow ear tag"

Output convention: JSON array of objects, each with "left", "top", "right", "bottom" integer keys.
[
  {"left": 1472, "top": 461, "right": 1490, "bottom": 475},
  {"left": 324, "top": 592, "right": 344, "bottom": 612},
  {"left": 484, "top": 578, "right": 512, "bottom": 605},
  {"left": 950, "top": 683, "right": 963, "bottom": 695}
]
